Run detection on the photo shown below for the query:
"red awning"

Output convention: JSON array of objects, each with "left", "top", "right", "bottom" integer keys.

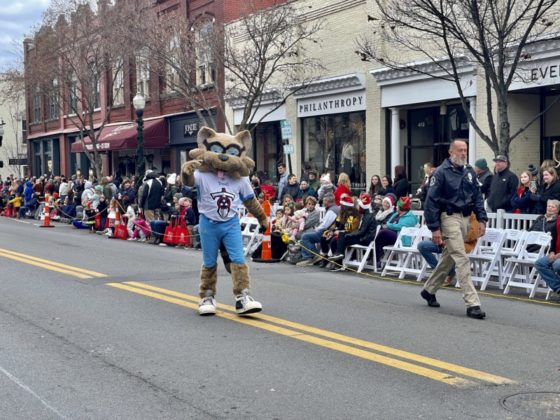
[{"left": 70, "top": 119, "right": 168, "bottom": 153}]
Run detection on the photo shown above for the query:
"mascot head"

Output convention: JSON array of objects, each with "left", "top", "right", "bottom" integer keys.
[{"left": 188, "top": 127, "right": 255, "bottom": 178}]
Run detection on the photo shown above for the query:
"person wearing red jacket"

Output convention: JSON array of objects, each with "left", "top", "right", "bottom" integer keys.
[{"left": 334, "top": 172, "right": 351, "bottom": 206}]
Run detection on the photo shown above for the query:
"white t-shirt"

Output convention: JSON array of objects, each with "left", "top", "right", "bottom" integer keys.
[{"left": 194, "top": 170, "right": 255, "bottom": 222}]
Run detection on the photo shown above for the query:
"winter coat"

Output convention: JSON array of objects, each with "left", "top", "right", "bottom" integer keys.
[
  {"left": 510, "top": 186, "right": 535, "bottom": 214},
  {"left": 333, "top": 184, "right": 351, "bottom": 206},
  {"left": 528, "top": 215, "right": 557, "bottom": 253},
  {"left": 294, "top": 186, "right": 317, "bottom": 202},
  {"left": 386, "top": 210, "right": 418, "bottom": 246},
  {"left": 393, "top": 177, "right": 410, "bottom": 199},
  {"left": 487, "top": 168, "right": 518, "bottom": 212},
  {"left": 477, "top": 170, "right": 493, "bottom": 198},
  {"left": 530, "top": 180, "right": 560, "bottom": 215},
  {"left": 139, "top": 173, "right": 163, "bottom": 211},
  {"left": 24, "top": 182, "right": 33, "bottom": 203},
  {"left": 346, "top": 210, "right": 378, "bottom": 243},
  {"left": 284, "top": 183, "right": 300, "bottom": 201}
]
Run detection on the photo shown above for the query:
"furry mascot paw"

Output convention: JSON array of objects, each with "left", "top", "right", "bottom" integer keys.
[{"left": 181, "top": 160, "right": 202, "bottom": 187}]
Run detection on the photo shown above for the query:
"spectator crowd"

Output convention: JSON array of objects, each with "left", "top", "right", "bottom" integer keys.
[{"left": 1, "top": 152, "right": 560, "bottom": 300}]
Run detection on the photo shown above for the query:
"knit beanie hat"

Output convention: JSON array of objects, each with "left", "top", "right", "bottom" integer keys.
[
  {"left": 527, "top": 164, "right": 539, "bottom": 177},
  {"left": 397, "top": 196, "right": 411, "bottom": 211},
  {"left": 474, "top": 158, "right": 488, "bottom": 171}
]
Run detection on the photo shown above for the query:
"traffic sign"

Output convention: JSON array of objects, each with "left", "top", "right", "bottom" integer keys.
[
  {"left": 283, "top": 144, "right": 294, "bottom": 154},
  {"left": 280, "top": 120, "right": 292, "bottom": 140}
]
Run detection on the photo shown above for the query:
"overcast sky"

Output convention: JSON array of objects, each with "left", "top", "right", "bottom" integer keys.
[{"left": 0, "top": 0, "right": 51, "bottom": 71}]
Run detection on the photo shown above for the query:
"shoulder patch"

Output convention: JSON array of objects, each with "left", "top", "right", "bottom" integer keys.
[{"left": 430, "top": 176, "right": 437, "bottom": 187}]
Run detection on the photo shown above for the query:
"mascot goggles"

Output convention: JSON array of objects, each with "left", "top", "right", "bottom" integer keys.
[{"left": 205, "top": 141, "right": 243, "bottom": 157}]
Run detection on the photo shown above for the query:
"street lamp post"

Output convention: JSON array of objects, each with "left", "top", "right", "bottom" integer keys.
[
  {"left": 133, "top": 94, "right": 146, "bottom": 186},
  {"left": 0, "top": 119, "right": 5, "bottom": 169}
]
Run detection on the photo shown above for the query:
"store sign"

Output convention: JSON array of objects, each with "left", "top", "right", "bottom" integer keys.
[
  {"left": 9, "top": 158, "right": 27, "bottom": 165},
  {"left": 85, "top": 142, "right": 110, "bottom": 151},
  {"left": 184, "top": 121, "right": 199, "bottom": 137},
  {"left": 297, "top": 91, "right": 366, "bottom": 117}
]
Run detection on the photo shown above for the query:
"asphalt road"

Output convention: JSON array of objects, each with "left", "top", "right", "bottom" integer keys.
[{"left": 0, "top": 216, "right": 559, "bottom": 419}]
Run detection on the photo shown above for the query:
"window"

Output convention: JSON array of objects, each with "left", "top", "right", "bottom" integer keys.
[
  {"left": 88, "top": 62, "right": 100, "bottom": 109},
  {"left": 68, "top": 73, "right": 78, "bottom": 114},
  {"left": 164, "top": 36, "right": 180, "bottom": 94},
  {"left": 32, "top": 87, "right": 42, "bottom": 123},
  {"left": 302, "top": 111, "right": 367, "bottom": 190},
  {"left": 136, "top": 51, "right": 150, "bottom": 98},
  {"left": 47, "top": 79, "right": 59, "bottom": 120},
  {"left": 195, "top": 18, "right": 215, "bottom": 87},
  {"left": 112, "top": 57, "right": 124, "bottom": 106}
]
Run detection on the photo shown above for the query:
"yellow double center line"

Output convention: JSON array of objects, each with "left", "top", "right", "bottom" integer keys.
[
  {"left": 0, "top": 248, "right": 106, "bottom": 280},
  {"left": 108, "top": 281, "right": 515, "bottom": 388}
]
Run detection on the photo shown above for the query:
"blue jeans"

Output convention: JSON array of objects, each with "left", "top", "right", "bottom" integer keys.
[
  {"left": 417, "top": 240, "right": 455, "bottom": 277},
  {"left": 199, "top": 215, "right": 245, "bottom": 267},
  {"left": 535, "top": 256, "right": 560, "bottom": 293},
  {"left": 301, "top": 230, "right": 324, "bottom": 260}
]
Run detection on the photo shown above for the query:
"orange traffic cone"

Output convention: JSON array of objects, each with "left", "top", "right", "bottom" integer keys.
[
  {"left": 40, "top": 194, "right": 54, "bottom": 228},
  {"left": 253, "top": 199, "right": 280, "bottom": 263}
]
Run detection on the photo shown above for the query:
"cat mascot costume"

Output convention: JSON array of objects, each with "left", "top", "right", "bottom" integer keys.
[{"left": 182, "top": 127, "right": 268, "bottom": 316}]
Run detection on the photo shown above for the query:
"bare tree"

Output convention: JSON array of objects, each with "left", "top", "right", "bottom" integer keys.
[
  {"left": 25, "top": 0, "right": 137, "bottom": 178},
  {"left": 128, "top": 0, "right": 324, "bottom": 134},
  {"left": 0, "top": 70, "right": 26, "bottom": 177},
  {"left": 357, "top": 0, "right": 559, "bottom": 157},
  {"left": 220, "top": 1, "right": 324, "bottom": 132}
]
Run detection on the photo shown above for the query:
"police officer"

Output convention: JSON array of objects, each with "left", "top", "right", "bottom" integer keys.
[{"left": 421, "top": 139, "right": 488, "bottom": 319}]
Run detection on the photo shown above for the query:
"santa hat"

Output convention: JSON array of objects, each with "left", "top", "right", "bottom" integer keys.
[
  {"left": 358, "top": 192, "right": 372, "bottom": 210},
  {"left": 340, "top": 193, "right": 354, "bottom": 207},
  {"left": 382, "top": 195, "right": 395, "bottom": 207},
  {"left": 397, "top": 196, "right": 411, "bottom": 211}
]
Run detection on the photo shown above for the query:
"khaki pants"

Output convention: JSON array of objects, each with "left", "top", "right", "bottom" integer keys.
[
  {"left": 143, "top": 209, "right": 160, "bottom": 223},
  {"left": 424, "top": 213, "right": 481, "bottom": 307}
]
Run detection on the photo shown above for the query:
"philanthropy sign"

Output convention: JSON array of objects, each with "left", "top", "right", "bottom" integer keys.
[{"left": 297, "top": 91, "right": 366, "bottom": 117}]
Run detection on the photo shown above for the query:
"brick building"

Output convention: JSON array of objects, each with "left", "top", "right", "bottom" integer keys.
[{"left": 24, "top": 0, "right": 225, "bottom": 179}]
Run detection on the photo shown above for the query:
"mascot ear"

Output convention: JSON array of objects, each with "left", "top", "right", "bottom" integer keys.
[
  {"left": 197, "top": 126, "right": 216, "bottom": 149},
  {"left": 235, "top": 130, "right": 252, "bottom": 154}
]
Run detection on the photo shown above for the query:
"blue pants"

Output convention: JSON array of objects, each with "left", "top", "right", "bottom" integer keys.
[
  {"left": 199, "top": 215, "right": 245, "bottom": 268},
  {"left": 417, "top": 240, "right": 455, "bottom": 277},
  {"left": 535, "top": 256, "right": 560, "bottom": 293},
  {"left": 301, "top": 230, "right": 324, "bottom": 260}
]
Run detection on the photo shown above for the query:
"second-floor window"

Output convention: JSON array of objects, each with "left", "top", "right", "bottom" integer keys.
[
  {"left": 88, "top": 62, "right": 100, "bottom": 110},
  {"left": 136, "top": 52, "right": 150, "bottom": 98},
  {"left": 195, "top": 18, "right": 216, "bottom": 87},
  {"left": 164, "top": 36, "right": 180, "bottom": 94},
  {"left": 112, "top": 57, "right": 124, "bottom": 106},
  {"left": 47, "top": 79, "right": 59, "bottom": 120},
  {"left": 32, "top": 87, "right": 42, "bottom": 123},
  {"left": 68, "top": 73, "right": 78, "bottom": 115}
]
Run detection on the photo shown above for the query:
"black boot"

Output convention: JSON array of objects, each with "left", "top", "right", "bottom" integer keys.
[
  {"left": 466, "top": 306, "right": 486, "bottom": 319},
  {"left": 420, "top": 289, "right": 440, "bottom": 308}
]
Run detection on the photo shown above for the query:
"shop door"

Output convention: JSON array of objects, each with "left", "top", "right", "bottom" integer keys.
[{"left": 404, "top": 143, "right": 450, "bottom": 192}]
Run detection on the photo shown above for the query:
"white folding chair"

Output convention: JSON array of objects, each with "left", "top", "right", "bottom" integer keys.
[
  {"left": 342, "top": 225, "right": 381, "bottom": 273},
  {"left": 240, "top": 216, "right": 262, "bottom": 256},
  {"left": 382, "top": 226, "right": 422, "bottom": 278},
  {"left": 503, "top": 231, "right": 551, "bottom": 298},
  {"left": 469, "top": 228, "right": 507, "bottom": 290},
  {"left": 497, "top": 229, "right": 526, "bottom": 287}
]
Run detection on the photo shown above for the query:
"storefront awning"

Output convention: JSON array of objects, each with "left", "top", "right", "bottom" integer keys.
[{"left": 70, "top": 119, "right": 168, "bottom": 153}]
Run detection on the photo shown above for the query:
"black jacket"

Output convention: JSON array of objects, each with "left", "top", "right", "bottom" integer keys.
[
  {"left": 424, "top": 159, "right": 487, "bottom": 231},
  {"left": 346, "top": 210, "right": 377, "bottom": 243},
  {"left": 393, "top": 177, "right": 409, "bottom": 199},
  {"left": 530, "top": 180, "right": 560, "bottom": 214},
  {"left": 139, "top": 173, "right": 163, "bottom": 211},
  {"left": 487, "top": 168, "right": 518, "bottom": 212},
  {"left": 528, "top": 215, "right": 557, "bottom": 252},
  {"left": 510, "top": 187, "right": 535, "bottom": 214}
]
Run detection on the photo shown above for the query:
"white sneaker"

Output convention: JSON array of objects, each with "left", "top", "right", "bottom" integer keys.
[
  {"left": 127, "top": 237, "right": 136, "bottom": 241},
  {"left": 198, "top": 295, "right": 217, "bottom": 316},
  {"left": 105, "top": 230, "right": 113, "bottom": 237},
  {"left": 235, "top": 289, "right": 262, "bottom": 315}
]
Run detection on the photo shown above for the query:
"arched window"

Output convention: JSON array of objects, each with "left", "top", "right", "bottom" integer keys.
[
  {"left": 136, "top": 48, "right": 151, "bottom": 98},
  {"left": 112, "top": 57, "right": 124, "bottom": 106}
]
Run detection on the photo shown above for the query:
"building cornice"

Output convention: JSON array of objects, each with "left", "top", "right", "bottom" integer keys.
[
  {"left": 370, "top": 57, "right": 474, "bottom": 86},
  {"left": 293, "top": 73, "right": 365, "bottom": 98}
]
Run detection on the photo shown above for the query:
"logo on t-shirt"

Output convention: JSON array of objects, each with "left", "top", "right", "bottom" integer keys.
[{"left": 210, "top": 188, "right": 236, "bottom": 219}]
